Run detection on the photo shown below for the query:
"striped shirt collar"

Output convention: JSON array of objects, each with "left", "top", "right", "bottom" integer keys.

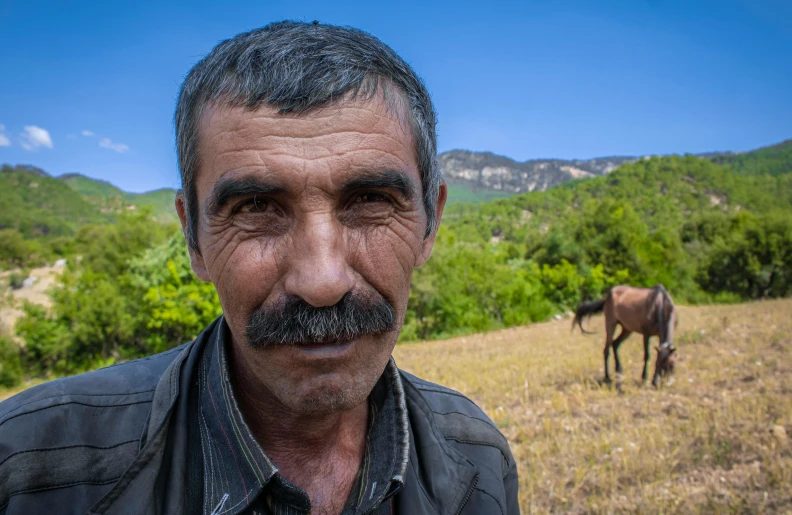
[{"left": 194, "top": 318, "right": 409, "bottom": 515}]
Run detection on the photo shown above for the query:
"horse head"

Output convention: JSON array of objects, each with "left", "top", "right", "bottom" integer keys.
[{"left": 652, "top": 342, "right": 677, "bottom": 387}]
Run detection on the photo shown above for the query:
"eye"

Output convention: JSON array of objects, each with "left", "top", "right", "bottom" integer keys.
[
  {"left": 354, "top": 192, "right": 392, "bottom": 204},
  {"left": 238, "top": 195, "right": 273, "bottom": 214}
]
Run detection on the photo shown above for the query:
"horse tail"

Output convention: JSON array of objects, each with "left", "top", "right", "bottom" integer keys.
[{"left": 572, "top": 297, "right": 607, "bottom": 334}]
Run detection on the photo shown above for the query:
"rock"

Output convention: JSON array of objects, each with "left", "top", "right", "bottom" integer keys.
[
  {"left": 22, "top": 276, "right": 38, "bottom": 288},
  {"left": 771, "top": 425, "right": 787, "bottom": 442}
]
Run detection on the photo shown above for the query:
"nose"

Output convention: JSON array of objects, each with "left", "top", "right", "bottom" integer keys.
[{"left": 283, "top": 212, "right": 355, "bottom": 307}]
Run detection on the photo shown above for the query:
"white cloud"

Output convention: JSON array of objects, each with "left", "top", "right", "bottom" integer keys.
[
  {"left": 20, "top": 125, "right": 54, "bottom": 151},
  {"left": 81, "top": 130, "right": 94, "bottom": 137},
  {"left": 0, "top": 134, "right": 10, "bottom": 147},
  {"left": 99, "top": 137, "right": 129, "bottom": 153}
]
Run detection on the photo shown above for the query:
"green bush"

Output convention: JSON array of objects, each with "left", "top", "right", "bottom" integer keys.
[
  {"left": 7, "top": 272, "right": 26, "bottom": 290},
  {"left": 0, "top": 336, "right": 23, "bottom": 388},
  {"left": 0, "top": 229, "right": 33, "bottom": 270},
  {"left": 698, "top": 212, "right": 792, "bottom": 299}
]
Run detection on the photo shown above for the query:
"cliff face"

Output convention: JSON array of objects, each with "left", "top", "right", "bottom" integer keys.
[{"left": 439, "top": 150, "right": 637, "bottom": 193}]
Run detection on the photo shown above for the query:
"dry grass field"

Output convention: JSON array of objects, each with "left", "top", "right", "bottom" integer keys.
[{"left": 394, "top": 299, "right": 792, "bottom": 514}]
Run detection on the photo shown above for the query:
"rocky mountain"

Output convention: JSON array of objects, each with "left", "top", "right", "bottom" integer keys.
[
  {"left": 439, "top": 138, "right": 792, "bottom": 200},
  {"left": 439, "top": 150, "right": 638, "bottom": 195}
]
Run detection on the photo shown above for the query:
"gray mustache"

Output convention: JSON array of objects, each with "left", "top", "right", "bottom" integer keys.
[{"left": 245, "top": 291, "right": 395, "bottom": 348}]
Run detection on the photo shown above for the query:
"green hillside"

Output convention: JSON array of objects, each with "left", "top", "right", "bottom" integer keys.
[
  {"left": 59, "top": 173, "right": 178, "bottom": 223},
  {"left": 710, "top": 139, "right": 792, "bottom": 176},
  {"left": 0, "top": 165, "right": 179, "bottom": 269},
  {"left": 59, "top": 173, "right": 131, "bottom": 214},
  {"left": 59, "top": 173, "right": 127, "bottom": 198},
  {"left": 446, "top": 183, "right": 514, "bottom": 204},
  {"left": 130, "top": 188, "right": 178, "bottom": 223},
  {"left": 0, "top": 165, "right": 107, "bottom": 238}
]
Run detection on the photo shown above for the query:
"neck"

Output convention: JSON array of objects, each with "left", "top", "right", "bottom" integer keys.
[
  {"left": 227, "top": 343, "right": 369, "bottom": 511},
  {"left": 234, "top": 374, "right": 369, "bottom": 465}
]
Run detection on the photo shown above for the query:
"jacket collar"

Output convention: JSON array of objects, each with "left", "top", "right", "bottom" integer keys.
[{"left": 398, "top": 372, "right": 478, "bottom": 515}]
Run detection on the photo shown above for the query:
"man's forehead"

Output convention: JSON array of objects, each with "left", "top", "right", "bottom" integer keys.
[
  {"left": 199, "top": 92, "right": 414, "bottom": 146},
  {"left": 194, "top": 95, "right": 419, "bottom": 188}
]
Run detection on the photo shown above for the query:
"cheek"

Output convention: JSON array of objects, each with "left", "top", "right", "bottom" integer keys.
[
  {"left": 206, "top": 235, "right": 284, "bottom": 323},
  {"left": 349, "top": 223, "right": 422, "bottom": 309}
]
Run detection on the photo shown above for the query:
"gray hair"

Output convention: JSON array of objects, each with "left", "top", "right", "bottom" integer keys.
[{"left": 175, "top": 20, "right": 441, "bottom": 250}]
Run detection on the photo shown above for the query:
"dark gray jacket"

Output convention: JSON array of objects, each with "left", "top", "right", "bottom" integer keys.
[{"left": 0, "top": 322, "right": 519, "bottom": 514}]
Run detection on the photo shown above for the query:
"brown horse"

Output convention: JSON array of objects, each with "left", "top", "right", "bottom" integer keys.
[{"left": 573, "top": 284, "right": 678, "bottom": 387}]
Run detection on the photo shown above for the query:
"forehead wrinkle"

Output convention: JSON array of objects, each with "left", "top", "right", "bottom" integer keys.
[
  {"left": 242, "top": 89, "right": 409, "bottom": 121},
  {"left": 204, "top": 133, "right": 418, "bottom": 188},
  {"left": 202, "top": 123, "right": 413, "bottom": 171},
  {"left": 213, "top": 147, "right": 416, "bottom": 171},
  {"left": 209, "top": 128, "right": 409, "bottom": 151},
  {"left": 202, "top": 95, "right": 414, "bottom": 147}
]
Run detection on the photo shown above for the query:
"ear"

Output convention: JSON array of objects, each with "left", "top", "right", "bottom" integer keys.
[
  {"left": 175, "top": 193, "right": 211, "bottom": 282},
  {"left": 416, "top": 182, "right": 448, "bottom": 268},
  {"left": 655, "top": 346, "right": 661, "bottom": 352},
  {"left": 669, "top": 348, "right": 676, "bottom": 355}
]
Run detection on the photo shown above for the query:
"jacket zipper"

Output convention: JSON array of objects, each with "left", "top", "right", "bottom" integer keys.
[{"left": 455, "top": 474, "right": 479, "bottom": 515}]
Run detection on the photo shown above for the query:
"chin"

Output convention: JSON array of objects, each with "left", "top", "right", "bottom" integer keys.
[{"left": 282, "top": 373, "right": 372, "bottom": 416}]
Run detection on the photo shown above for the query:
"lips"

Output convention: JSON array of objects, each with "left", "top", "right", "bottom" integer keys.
[{"left": 290, "top": 339, "right": 355, "bottom": 358}]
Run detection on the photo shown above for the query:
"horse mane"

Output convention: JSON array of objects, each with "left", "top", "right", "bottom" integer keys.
[{"left": 651, "top": 284, "right": 675, "bottom": 344}]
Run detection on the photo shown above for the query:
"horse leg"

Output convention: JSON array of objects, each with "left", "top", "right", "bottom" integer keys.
[
  {"left": 603, "top": 318, "right": 617, "bottom": 383},
  {"left": 612, "top": 328, "right": 632, "bottom": 376},
  {"left": 652, "top": 349, "right": 664, "bottom": 388},
  {"left": 642, "top": 334, "right": 650, "bottom": 382}
]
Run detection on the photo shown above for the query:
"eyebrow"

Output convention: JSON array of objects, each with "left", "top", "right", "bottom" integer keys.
[
  {"left": 206, "top": 175, "right": 285, "bottom": 217},
  {"left": 341, "top": 170, "right": 417, "bottom": 201}
]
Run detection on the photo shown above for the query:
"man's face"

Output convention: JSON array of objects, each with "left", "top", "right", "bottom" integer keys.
[{"left": 178, "top": 94, "right": 445, "bottom": 415}]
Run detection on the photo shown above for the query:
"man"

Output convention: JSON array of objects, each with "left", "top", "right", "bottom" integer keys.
[{"left": 0, "top": 21, "right": 518, "bottom": 514}]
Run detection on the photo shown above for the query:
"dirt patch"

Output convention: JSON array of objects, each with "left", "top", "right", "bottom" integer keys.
[{"left": 0, "top": 265, "right": 64, "bottom": 336}]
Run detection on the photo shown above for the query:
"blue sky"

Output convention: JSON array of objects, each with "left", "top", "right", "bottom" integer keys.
[{"left": 0, "top": 0, "right": 790, "bottom": 193}]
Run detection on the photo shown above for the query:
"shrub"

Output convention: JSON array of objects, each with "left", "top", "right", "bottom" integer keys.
[{"left": 0, "top": 336, "right": 23, "bottom": 388}]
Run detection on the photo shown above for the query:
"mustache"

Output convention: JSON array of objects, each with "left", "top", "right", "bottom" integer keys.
[{"left": 245, "top": 290, "right": 396, "bottom": 348}]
